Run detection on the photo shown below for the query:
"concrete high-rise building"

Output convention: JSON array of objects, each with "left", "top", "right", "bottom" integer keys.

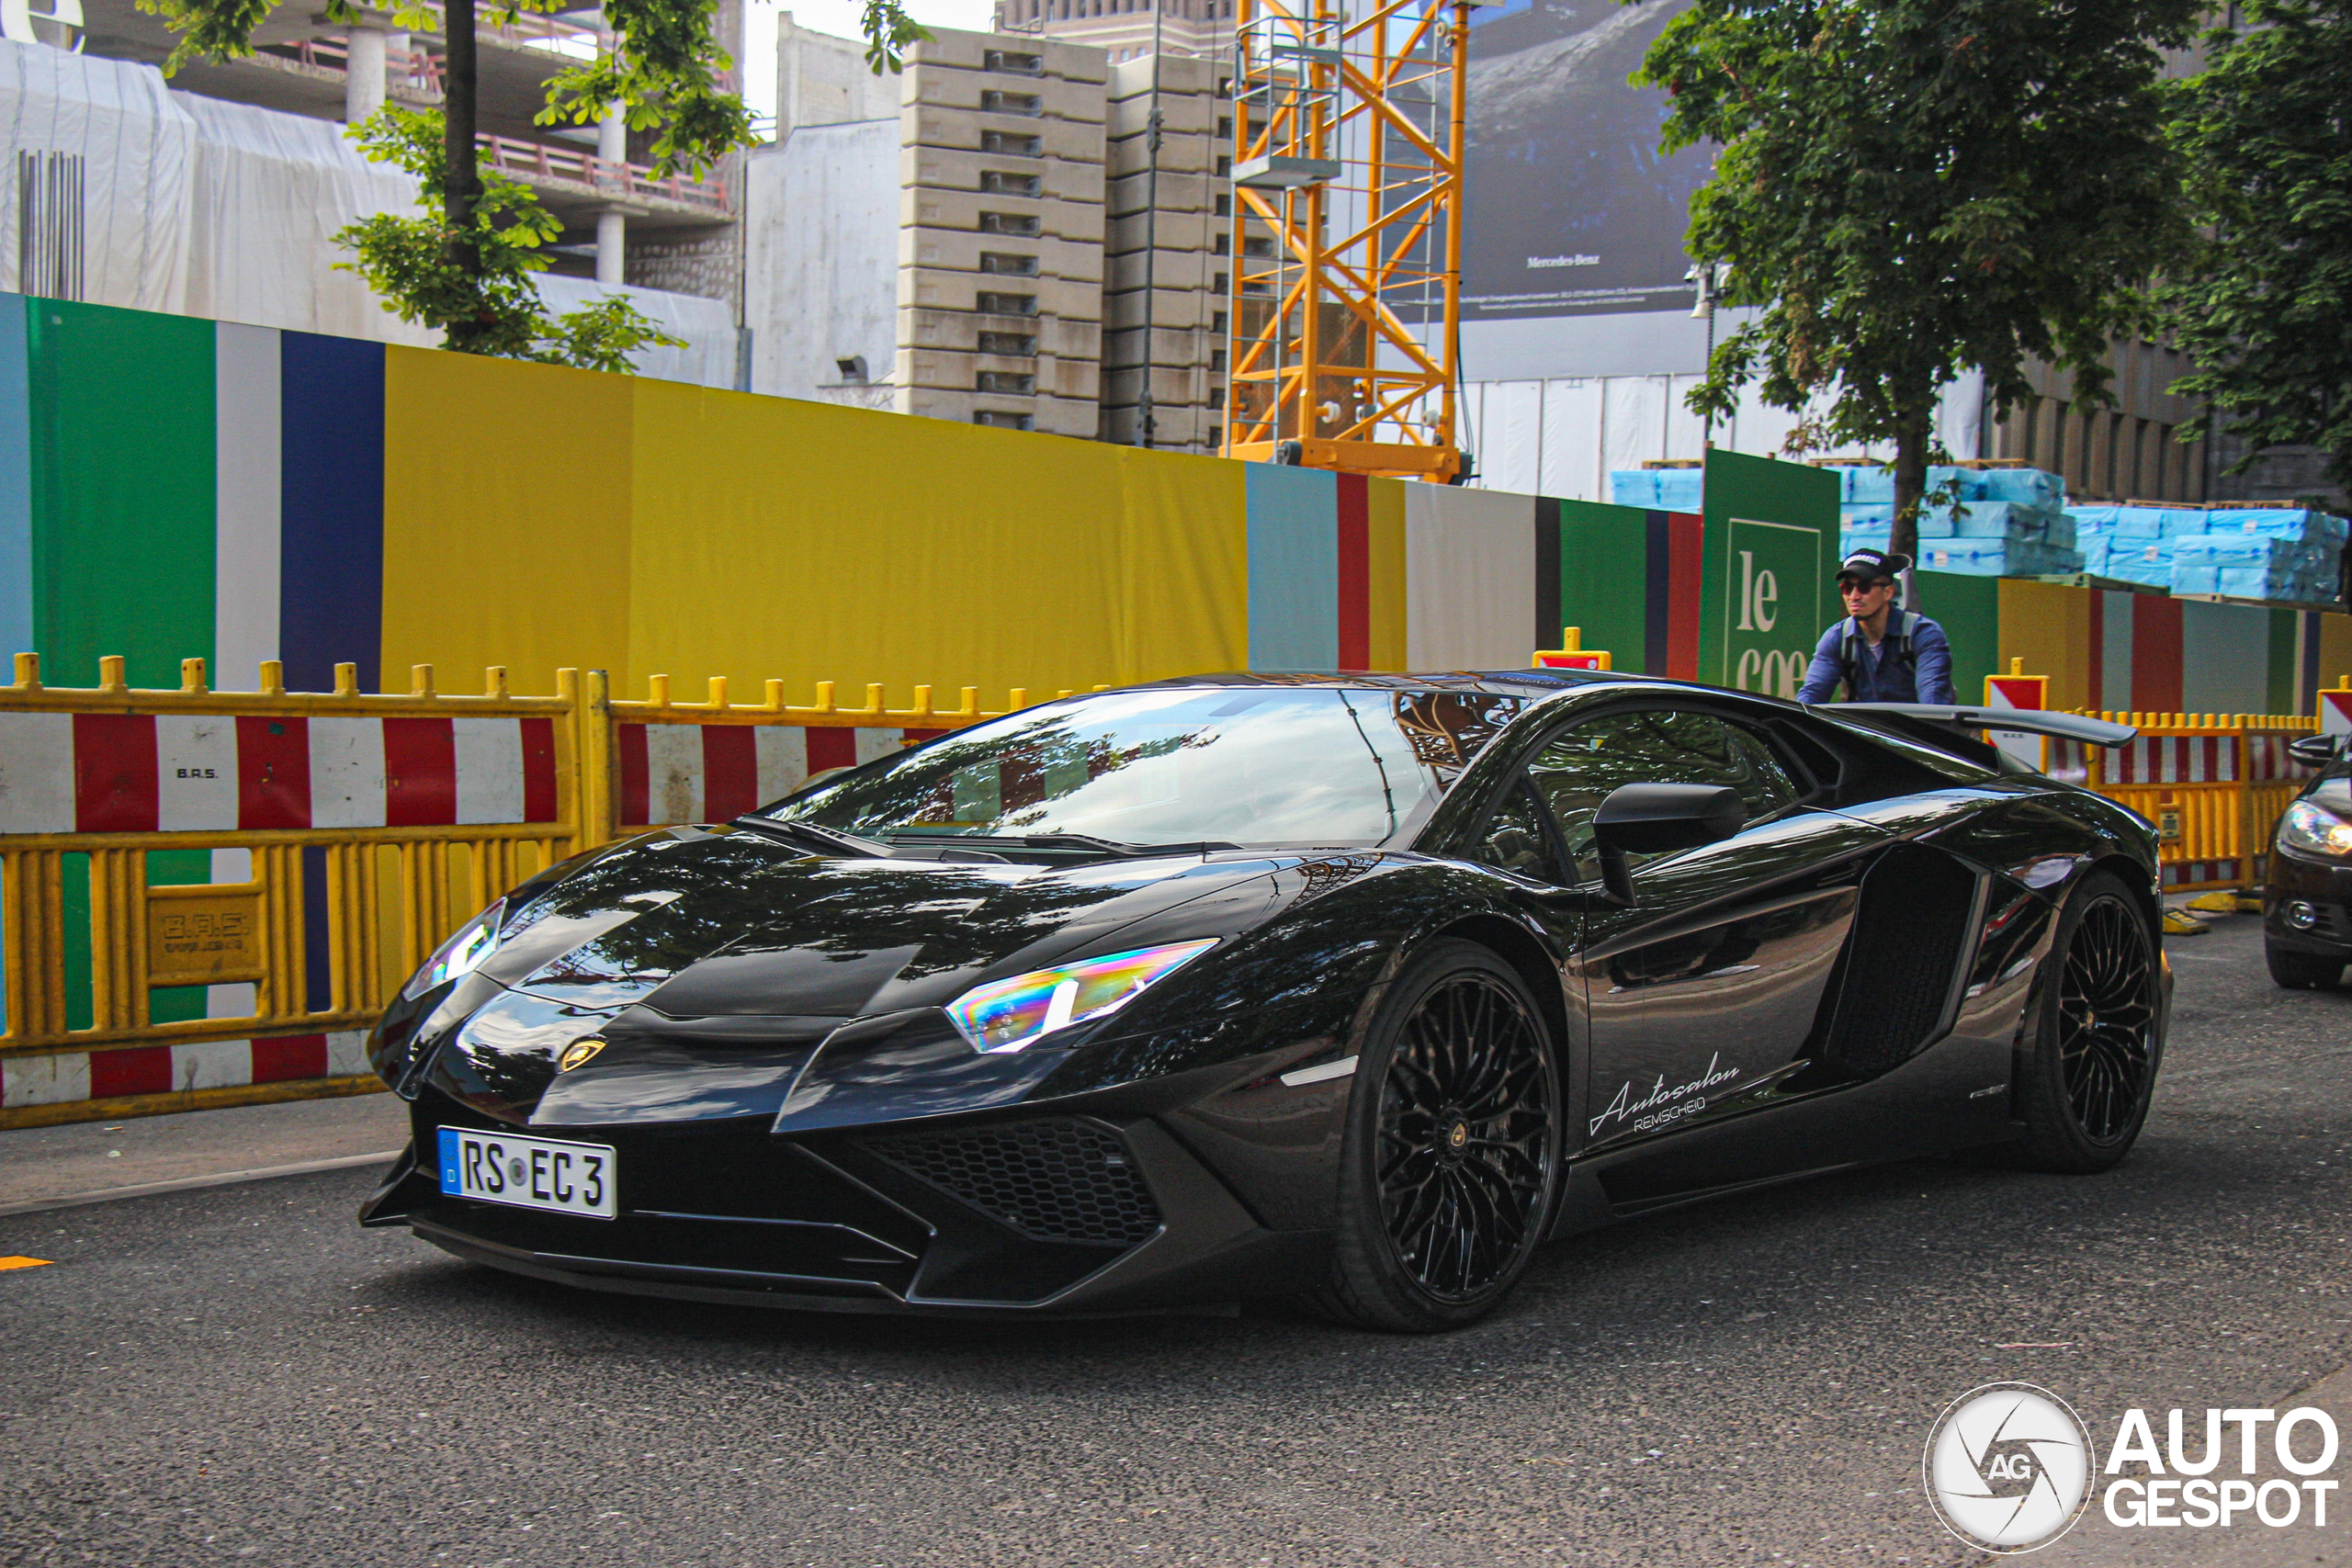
[
  {"left": 993, "top": 0, "right": 1235, "bottom": 66},
  {"left": 895, "top": 31, "right": 1107, "bottom": 435},
  {"left": 1100, "top": 52, "right": 1231, "bottom": 451},
  {"left": 747, "top": 24, "right": 1242, "bottom": 448}
]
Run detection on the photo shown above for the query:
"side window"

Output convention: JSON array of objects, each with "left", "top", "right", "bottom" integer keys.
[
  {"left": 1466, "top": 777, "right": 1560, "bottom": 883},
  {"left": 1526, "top": 709, "right": 1801, "bottom": 882}
]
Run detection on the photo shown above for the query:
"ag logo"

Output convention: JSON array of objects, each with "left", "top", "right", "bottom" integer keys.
[{"left": 1923, "top": 1382, "right": 2096, "bottom": 1552}]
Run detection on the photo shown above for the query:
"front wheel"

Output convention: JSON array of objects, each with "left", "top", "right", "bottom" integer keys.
[
  {"left": 2008, "top": 870, "right": 2163, "bottom": 1173},
  {"left": 2266, "top": 942, "right": 2345, "bottom": 991},
  {"left": 1315, "top": 940, "right": 1563, "bottom": 1332}
]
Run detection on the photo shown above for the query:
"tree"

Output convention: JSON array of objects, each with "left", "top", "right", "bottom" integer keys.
[
  {"left": 2164, "top": 0, "right": 2352, "bottom": 495},
  {"left": 140, "top": 0, "right": 926, "bottom": 365},
  {"left": 1637, "top": 0, "right": 2199, "bottom": 561},
  {"left": 334, "top": 107, "right": 685, "bottom": 368}
]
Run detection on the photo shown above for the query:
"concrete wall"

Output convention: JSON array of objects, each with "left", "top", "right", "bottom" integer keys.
[
  {"left": 743, "top": 118, "right": 900, "bottom": 402},
  {"left": 776, "top": 13, "right": 907, "bottom": 134}
]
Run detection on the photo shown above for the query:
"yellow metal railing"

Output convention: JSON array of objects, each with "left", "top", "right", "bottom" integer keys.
[
  {"left": 0, "top": 658, "right": 1068, "bottom": 1128},
  {"left": 587, "top": 671, "right": 1091, "bottom": 839},
  {"left": 2046, "top": 705, "right": 2315, "bottom": 892},
  {"left": 0, "top": 655, "right": 582, "bottom": 1061}
]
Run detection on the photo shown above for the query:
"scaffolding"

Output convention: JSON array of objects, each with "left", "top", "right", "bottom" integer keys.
[{"left": 1222, "top": 0, "right": 1469, "bottom": 482}]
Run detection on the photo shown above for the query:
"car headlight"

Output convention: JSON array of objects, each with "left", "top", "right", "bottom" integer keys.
[
  {"left": 2280, "top": 799, "right": 2352, "bottom": 859},
  {"left": 944, "top": 940, "right": 1218, "bottom": 1054},
  {"left": 401, "top": 898, "right": 508, "bottom": 1000}
]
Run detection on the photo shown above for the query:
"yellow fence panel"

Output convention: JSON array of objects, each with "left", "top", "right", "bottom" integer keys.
[
  {"left": 0, "top": 657, "right": 1069, "bottom": 1128},
  {"left": 2046, "top": 707, "right": 2315, "bottom": 893}
]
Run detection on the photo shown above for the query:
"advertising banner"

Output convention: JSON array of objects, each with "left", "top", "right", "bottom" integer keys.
[
  {"left": 1461, "top": 0, "right": 1716, "bottom": 322},
  {"left": 1699, "top": 451, "right": 1839, "bottom": 693}
]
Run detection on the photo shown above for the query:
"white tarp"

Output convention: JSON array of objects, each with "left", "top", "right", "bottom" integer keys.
[
  {"left": 2, "top": 37, "right": 737, "bottom": 384},
  {"left": 0, "top": 38, "right": 191, "bottom": 310},
  {"left": 533, "top": 273, "right": 740, "bottom": 389},
  {"left": 171, "top": 90, "right": 434, "bottom": 344}
]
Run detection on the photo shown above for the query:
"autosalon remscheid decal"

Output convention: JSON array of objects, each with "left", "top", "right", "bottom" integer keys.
[{"left": 1923, "top": 1383, "right": 2342, "bottom": 1552}]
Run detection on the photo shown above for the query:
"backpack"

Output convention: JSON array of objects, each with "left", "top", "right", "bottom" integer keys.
[{"left": 1836, "top": 609, "right": 1918, "bottom": 699}]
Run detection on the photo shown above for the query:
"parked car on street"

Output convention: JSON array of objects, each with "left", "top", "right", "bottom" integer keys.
[
  {"left": 2267, "top": 734, "right": 2352, "bottom": 989},
  {"left": 360, "top": 671, "right": 2164, "bottom": 1330}
]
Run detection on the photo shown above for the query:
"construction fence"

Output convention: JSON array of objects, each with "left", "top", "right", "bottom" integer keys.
[
  {"left": 0, "top": 656, "right": 1046, "bottom": 1129},
  {"left": 2047, "top": 712, "right": 2315, "bottom": 892}
]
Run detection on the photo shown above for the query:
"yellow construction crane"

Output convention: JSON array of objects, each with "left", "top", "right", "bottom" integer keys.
[{"left": 1222, "top": 0, "right": 1471, "bottom": 483}]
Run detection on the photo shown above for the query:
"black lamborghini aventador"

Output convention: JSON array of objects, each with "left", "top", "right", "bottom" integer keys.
[{"left": 360, "top": 671, "right": 2166, "bottom": 1330}]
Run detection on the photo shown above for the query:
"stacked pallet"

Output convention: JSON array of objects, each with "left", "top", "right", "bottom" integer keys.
[
  {"left": 1832, "top": 463, "right": 2083, "bottom": 576},
  {"left": 1609, "top": 467, "right": 1706, "bottom": 511},
  {"left": 2068, "top": 502, "right": 2347, "bottom": 604}
]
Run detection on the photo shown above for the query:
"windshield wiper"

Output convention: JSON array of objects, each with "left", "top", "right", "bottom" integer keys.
[
  {"left": 731, "top": 817, "right": 894, "bottom": 858},
  {"left": 883, "top": 831, "right": 1241, "bottom": 859}
]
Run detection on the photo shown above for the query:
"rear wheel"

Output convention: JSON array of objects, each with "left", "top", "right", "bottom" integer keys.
[
  {"left": 2266, "top": 942, "right": 2345, "bottom": 991},
  {"left": 2009, "top": 871, "right": 2162, "bottom": 1173},
  {"left": 1316, "top": 940, "right": 1562, "bottom": 1332}
]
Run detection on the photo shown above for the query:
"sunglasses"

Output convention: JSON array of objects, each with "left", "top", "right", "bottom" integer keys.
[{"left": 1838, "top": 578, "right": 1893, "bottom": 592}]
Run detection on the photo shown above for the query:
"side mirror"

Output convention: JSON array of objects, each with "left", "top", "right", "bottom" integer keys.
[
  {"left": 1588, "top": 783, "right": 1747, "bottom": 905},
  {"left": 2290, "top": 736, "right": 2345, "bottom": 769}
]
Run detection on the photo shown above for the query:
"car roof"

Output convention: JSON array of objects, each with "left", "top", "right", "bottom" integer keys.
[{"left": 1126, "top": 669, "right": 1672, "bottom": 699}]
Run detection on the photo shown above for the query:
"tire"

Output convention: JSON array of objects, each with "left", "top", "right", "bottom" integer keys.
[
  {"left": 2008, "top": 870, "right": 2164, "bottom": 1174},
  {"left": 2266, "top": 942, "right": 2346, "bottom": 991},
  {"left": 1315, "top": 939, "right": 1564, "bottom": 1332}
]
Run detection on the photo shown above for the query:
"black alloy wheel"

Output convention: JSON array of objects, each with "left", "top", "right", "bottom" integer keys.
[
  {"left": 2054, "top": 895, "right": 2159, "bottom": 1141},
  {"left": 2008, "top": 869, "right": 2163, "bottom": 1173},
  {"left": 1318, "top": 939, "right": 1562, "bottom": 1331}
]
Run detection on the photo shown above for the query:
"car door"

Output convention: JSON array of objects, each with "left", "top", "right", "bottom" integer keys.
[{"left": 1526, "top": 704, "right": 1886, "bottom": 1169}]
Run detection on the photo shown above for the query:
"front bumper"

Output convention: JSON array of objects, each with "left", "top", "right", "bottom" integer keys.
[
  {"left": 2266, "top": 850, "right": 2352, "bottom": 959},
  {"left": 362, "top": 1089, "right": 1326, "bottom": 1316}
]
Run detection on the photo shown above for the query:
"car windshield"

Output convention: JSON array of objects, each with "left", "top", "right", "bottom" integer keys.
[{"left": 763, "top": 686, "right": 1522, "bottom": 848}]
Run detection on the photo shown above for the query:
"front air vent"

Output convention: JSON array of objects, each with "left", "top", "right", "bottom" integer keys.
[{"left": 864, "top": 1119, "right": 1161, "bottom": 1246}]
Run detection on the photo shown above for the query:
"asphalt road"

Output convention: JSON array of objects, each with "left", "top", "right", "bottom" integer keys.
[{"left": 6, "top": 913, "right": 2351, "bottom": 1568}]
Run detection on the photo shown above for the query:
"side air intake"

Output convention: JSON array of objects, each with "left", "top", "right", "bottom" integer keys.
[{"left": 1816, "top": 842, "right": 1979, "bottom": 1077}]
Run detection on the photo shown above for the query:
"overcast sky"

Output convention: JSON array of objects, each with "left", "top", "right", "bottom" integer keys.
[{"left": 741, "top": 0, "right": 1003, "bottom": 131}]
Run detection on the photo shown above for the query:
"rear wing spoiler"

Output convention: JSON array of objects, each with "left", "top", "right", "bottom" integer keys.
[{"left": 1837, "top": 705, "right": 2137, "bottom": 748}]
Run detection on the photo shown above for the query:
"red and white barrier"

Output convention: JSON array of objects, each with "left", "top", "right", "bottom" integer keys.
[
  {"left": 2323, "top": 689, "right": 2352, "bottom": 739},
  {"left": 0, "top": 713, "right": 561, "bottom": 834},
  {"left": 0, "top": 1031, "right": 370, "bottom": 1108},
  {"left": 1984, "top": 672, "right": 2047, "bottom": 771},
  {"left": 616, "top": 723, "right": 935, "bottom": 826},
  {"left": 2106, "top": 735, "right": 2239, "bottom": 785}
]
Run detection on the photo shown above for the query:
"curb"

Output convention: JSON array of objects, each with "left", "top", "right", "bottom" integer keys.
[{"left": 0, "top": 1149, "right": 403, "bottom": 1218}]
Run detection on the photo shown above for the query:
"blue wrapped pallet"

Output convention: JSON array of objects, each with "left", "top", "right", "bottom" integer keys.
[
  {"left": 1609, "top": 468, "right": 1705, "bottom": 511},
  {"left": 1917, "top": 537, "right": 2086, "bottom": 577},
  {"left": 1976, "top": 468, "right": 2064, "bottom": 510},
  {"left": 2171, "top": 533, "right": 2340, "bottom": 604},
  {"left": 1609, "top": 470, "right": 1657, "bottom": 508},
  {"left": 2101, "top": 537, "right": 2175, "bottom": 586},
  {"left": 2202, "top": 508, "right": 2351, "bottom": 547}
]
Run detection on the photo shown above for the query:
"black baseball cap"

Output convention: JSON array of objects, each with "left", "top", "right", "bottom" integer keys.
[{"left": 1837, "top": 548, "right": 1911, "bottom": 584}]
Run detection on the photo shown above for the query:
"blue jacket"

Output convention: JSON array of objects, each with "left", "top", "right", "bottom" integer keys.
[{"left": 1795, "top": 609, "right": 1956, "bottom": 705}]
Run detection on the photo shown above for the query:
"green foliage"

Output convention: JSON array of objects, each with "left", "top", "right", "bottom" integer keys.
[
  {"left": 2164, "top": 0, "right": 2352, "bottom": 491},
  {"left": 537, "top": 0, "right": 756, "bottom": 176},
  {"left": 859, "top": 0, "right": 932, "bottom": 73},
  {"left": 141, "top": 0, "right": 923, "bottom": 370},
  {"left": 333, "top": 108, "right": 683, "bottom": 369},
  {"left": 1638, "top": 0, "right": 2198, "bottom": 549}
]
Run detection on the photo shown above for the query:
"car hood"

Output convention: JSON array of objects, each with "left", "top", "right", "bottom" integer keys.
[
  {"left": 403, "top": 827, "right": 1306, "bottom": 1126},
  {"left": 498, "top": 827, "right": 1296, "bottom": 1017}
]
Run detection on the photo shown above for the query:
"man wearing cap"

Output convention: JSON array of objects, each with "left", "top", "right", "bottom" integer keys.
[{"left": 1795, "top": 548, "right": 1958, "bottom": 705}]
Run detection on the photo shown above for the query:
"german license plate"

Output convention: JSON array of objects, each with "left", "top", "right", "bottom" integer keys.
[{"left": 436, "top": 1128, "right": 616, "bottom": 1219}]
